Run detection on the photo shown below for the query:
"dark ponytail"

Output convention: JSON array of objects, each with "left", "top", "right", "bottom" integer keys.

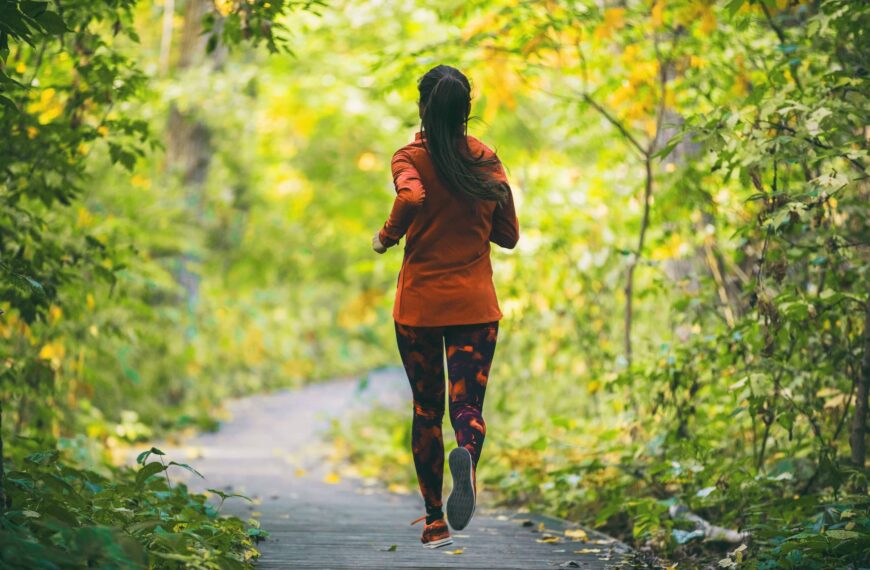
[{"left": 418, "top": 65, "right": 509, "bottom": 204}]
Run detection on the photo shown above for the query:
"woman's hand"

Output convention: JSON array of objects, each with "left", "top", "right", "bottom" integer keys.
[{"left": 372, "top": 230, "right": 388, "bottom": 254}]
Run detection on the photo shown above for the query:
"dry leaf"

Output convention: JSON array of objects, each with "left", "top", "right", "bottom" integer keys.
[
  {"left": 444, "top": 548, "right": 464, "bottom": 555},
  {"left": 565, "top": 529, "right": 588, "bottom": 540}
]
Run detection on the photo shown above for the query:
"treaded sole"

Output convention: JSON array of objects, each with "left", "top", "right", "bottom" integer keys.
[
  {"left": 423, "top": 536, "right": 454, "bottom": 549},
  {"left": 446, "top": 447, "right": 475, "bottom": 530}
]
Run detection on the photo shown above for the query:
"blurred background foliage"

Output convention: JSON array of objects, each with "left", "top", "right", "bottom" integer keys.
[{"left": 1, "top": 0, "right": 869, "bottom": 567}]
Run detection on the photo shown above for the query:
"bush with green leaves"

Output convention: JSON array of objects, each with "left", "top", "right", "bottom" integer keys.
[{"left": 1, "top": 443, "right": 262, "bottom": 569}]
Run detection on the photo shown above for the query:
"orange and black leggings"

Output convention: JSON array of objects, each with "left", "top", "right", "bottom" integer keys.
[{"left": 394, "top": 320, "right": 499, "bottom": 521}]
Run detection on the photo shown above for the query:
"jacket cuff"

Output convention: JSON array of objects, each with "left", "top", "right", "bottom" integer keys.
[{"left": 378, "top": 227, "right": 398, "bottom": 248}]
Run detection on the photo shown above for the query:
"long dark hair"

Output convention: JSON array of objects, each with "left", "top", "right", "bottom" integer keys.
[{"left": 418, "top": 65, "right": 509, "bottom": 204}]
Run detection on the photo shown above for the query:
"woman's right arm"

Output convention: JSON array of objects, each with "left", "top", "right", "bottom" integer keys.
[{"left": 377, "top": 149, "right": 425, "bottom": 249}]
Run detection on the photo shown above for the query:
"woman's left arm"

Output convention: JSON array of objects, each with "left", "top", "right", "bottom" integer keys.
[{"left": 374, "top": 149, "right": 425, "bottom": 253}]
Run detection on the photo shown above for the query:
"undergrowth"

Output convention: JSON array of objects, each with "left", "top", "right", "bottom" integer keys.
[{"left": 1, "top": 441, "right": 263, "bottom": 569}]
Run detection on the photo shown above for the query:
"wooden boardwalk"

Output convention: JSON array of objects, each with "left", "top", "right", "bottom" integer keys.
[{"left": 160, "top": 369, "right": 630, "bottom": 569}]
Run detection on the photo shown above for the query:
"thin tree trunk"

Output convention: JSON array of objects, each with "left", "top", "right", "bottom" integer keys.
[
  {"left": 624, "top": 156, "right": 653, "bottom": 365},
  {"left": 850, "top": 295, "right": 870, "bottom": 477},
  {"left": 0, "top": 398, "right": 5, "bottom": 513},
  {"left": 166, "top": 0, "right": 223, "bottom": 315},
  {"left": 159, "top": 0, "right": 175, "bottom": 74}
]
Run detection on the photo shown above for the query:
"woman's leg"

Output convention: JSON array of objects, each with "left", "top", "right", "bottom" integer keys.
[
  {"left": 444, "top": 321, "right": 499, "bottom": 469},
  {"left": 394, "top": 321, "right": 447, "bottom": 521}
]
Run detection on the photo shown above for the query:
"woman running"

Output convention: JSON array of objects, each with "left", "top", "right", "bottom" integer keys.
[{"left": 371, "top": 64, "right": 519, "bottom": 549}]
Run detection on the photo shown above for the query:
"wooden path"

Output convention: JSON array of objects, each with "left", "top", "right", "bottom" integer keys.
[{"left": 159, "top": 369, "right": 630, "bottom": 569}]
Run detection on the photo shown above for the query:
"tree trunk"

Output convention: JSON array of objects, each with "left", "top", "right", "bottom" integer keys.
[
  {"left": 624, "top": 156, "right": 654, "bottom": 365},
  {"left": 1, "top": 398, "right": 5, "bottom": 513},
  {"left": 159, "top": 0, "right": 175, "bottom": 75},
  {"left": 165, "top": 0, "right": 223, "bottom": 315},
  {"left": 849, "top": 295, "right": 870, "bottom": 476}
]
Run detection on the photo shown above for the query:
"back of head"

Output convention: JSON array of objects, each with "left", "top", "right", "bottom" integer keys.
[{"left": 418, "top": 65, "right": 508, "bottom": 204}]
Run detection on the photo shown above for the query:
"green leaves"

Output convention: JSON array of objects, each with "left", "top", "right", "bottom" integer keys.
[
  {"left": 135, "top": 461, "right": 166, "bottom": 488},
  {"left": 2, "top": 446, "right": 263, "bottom": 568},
  {"left": 135, "top": 447, "right": 166, "bottom": 465}
]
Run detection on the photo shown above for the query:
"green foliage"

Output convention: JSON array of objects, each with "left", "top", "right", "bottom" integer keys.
[
  {"left": 1, "top": 0, "right": 868, "bottom": 567},
  {"left": 1, "top": 442, "right": 260, "bottom": 569}
]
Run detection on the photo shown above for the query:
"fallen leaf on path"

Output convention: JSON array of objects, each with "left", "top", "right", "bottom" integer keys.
[
  {"left": 295, "top": 467, "right": 306, "bottom": 477},
  {"left": 565, "top": 529, "right": 588, "bottom": 540},
  {"left": 380, "top": 545, "right": 397, "bottom": 552},
  {"left": 444, "top": 549, "right": 464, "bottom": 555},
  {"left": 323, "top": 472, "right": 341, "bottom": 484},
  {"left": 537, "top": 535, "right": 562, "bottom": 543},
  {"left": 574, "top": 548, "right": 602, "bottom": 554}
]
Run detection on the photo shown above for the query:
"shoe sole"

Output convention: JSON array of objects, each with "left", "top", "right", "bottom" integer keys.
[
  {"left": 423, "top": 536, "right": 454, "bottom": 549},
  {"left": 446, "top": 447, "right": 475, "bottom": 530}
]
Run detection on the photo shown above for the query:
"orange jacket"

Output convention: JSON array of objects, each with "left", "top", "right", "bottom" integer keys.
[{"left": 378, "top": 131, "right": 519, "bottom": 327}]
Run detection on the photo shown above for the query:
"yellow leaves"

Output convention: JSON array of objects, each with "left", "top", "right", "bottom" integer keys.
[
  {"left": 27, "top": 126, "right": 38, "bottom": 139},
  {"left": 731, "top": 73, "right": 750, "bottom": 97},
  {"left": 48, "top": 305, "right": 63, "bottom": 324},
  {"left": 643, "top": 118, "right": 657, "bottom": 138},
  {"left": 649, "top": 231, "right": 689, "bottom": 261},
  {"left": 39, "top": 341, "right": 66, "bottom": 368},
  {"left": 475, "top": 57, "right": 521, "bottom": 122},
  {"left": 461, "top": 8, "right": 502, "bottom": 41},
  {"left": 131, "top": 174, "right": 151, "bottom": 189},
  {"left": 595, "top": 8, "right": 626, "bottom": 40},
  {"left": 97, "top": 125, "right": 109, "bottom": 137},
  {"left": 77, "top": 207, "right": 93, "bottom": 229},
  {"left": 699, "top": 6, "right": 717, "bottom": 35},
  {"left": 651, "top": 1, "right": 665, "bottom": 28},
  {"left": 242, "top": 326, "right": 265, "bottom": 366},
  {"left": 690, "top": 55, "right": 708, "bottom": 70},
  {"left": 356, "top": 152, "right": 378, "bottom": 172},
  {"left": 214, "top": 0, "right": 234, "bottom": 17},
  {"left": 323, "top": 472, "right": 341, "bottom": 484},
  {"left": 444, "top": 548, "right": 464, "bottom": 555},
  {"left": 587, "top": 379, "right": 602, "bottom": 395},
  {"left": 15, "top": 61, "right": 26, "bottom": 74},
  {"left": 86, "top": 293, "right": 96, "bottom": 310},
  {"left": 29, "top": 87, "right": 64, "bottom": 125}
]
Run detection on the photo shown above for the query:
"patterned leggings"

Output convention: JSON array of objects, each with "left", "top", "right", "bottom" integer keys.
[{"left": 394, "top": 320, "right": 499, "bottom": 518}]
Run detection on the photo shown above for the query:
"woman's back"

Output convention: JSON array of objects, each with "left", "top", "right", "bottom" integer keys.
[{"left": 377, "top": 131, "right": 518, "bottom": 327}]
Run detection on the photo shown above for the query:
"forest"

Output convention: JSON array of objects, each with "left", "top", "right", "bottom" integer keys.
[{"left": 0, "top": 0, "right": 868, "bottom": 568}]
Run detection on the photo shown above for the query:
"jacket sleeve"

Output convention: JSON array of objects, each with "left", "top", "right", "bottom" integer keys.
[
  {"left": 489, "top": 160, "right": 519, "bottom": 249},
  {"left": 378, "top": 149, "right": 425, "bottom": 248}
]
